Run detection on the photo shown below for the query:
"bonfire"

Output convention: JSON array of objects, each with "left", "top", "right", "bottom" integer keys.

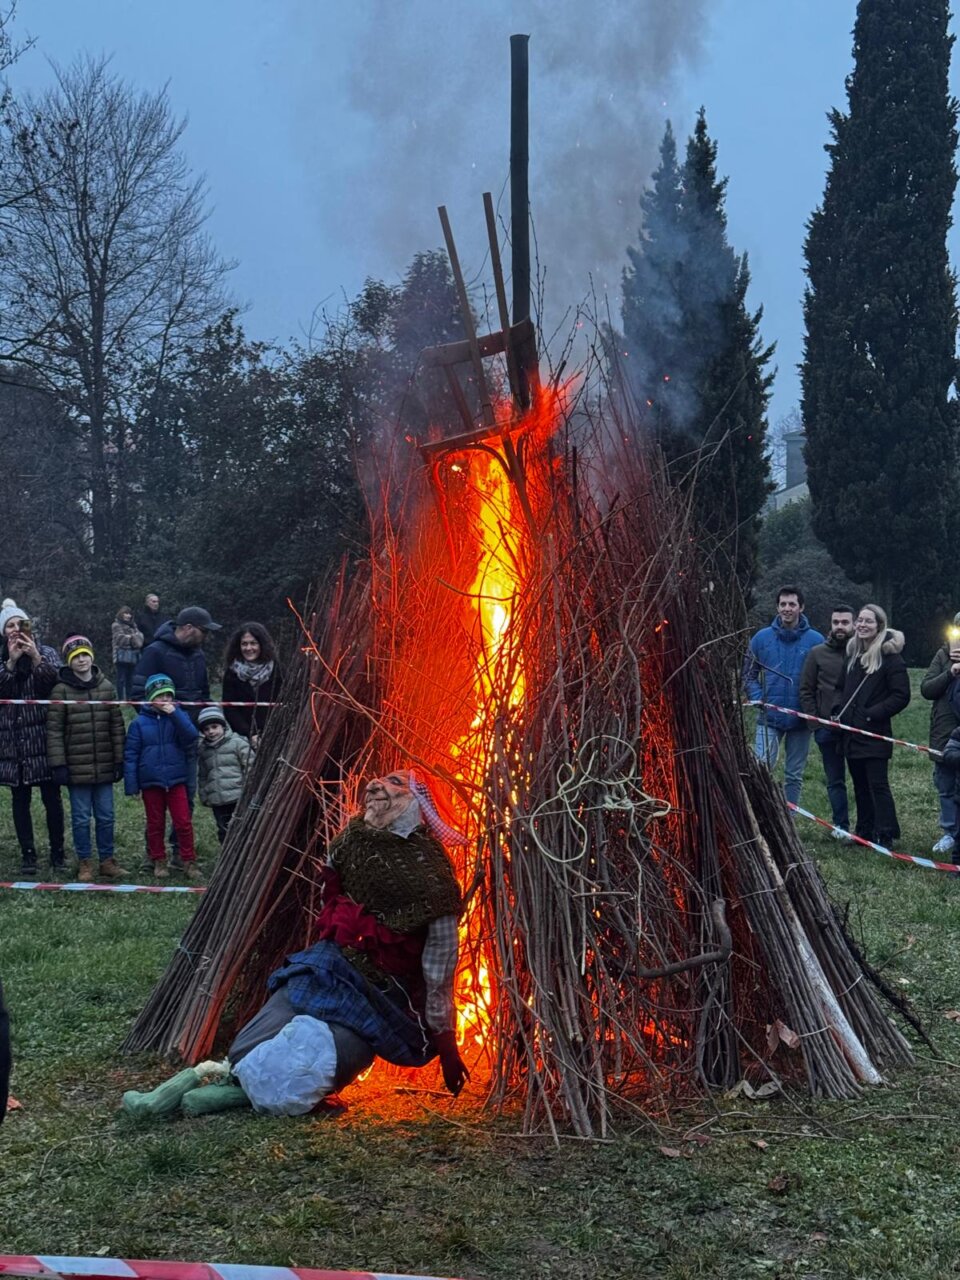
[{"left": 125, "top": 39, "right": 915, "bottom": 1135}]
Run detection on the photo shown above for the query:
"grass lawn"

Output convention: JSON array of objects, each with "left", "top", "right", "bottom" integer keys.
[{"left": 5, "top": 671, "right": 960, "bottom": 1278}]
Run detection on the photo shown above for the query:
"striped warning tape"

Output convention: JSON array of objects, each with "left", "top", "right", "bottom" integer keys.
[
  {"left": 788, "top": 802, "right": 960, "bottom": 875},
  {"left": 0, "top": 881, "right": 205, "bottom": 895},
  {"left": 748, "top": 701, "right": 942, "bottom": 758},
  {"left": 0, "top": 699, "right": 277, "bottom": 707},
  {"left": 0, "top": 1258, "right": 458, "bottom": 1280}
]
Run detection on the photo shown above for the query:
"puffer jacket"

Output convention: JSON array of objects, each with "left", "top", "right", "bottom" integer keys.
[
  {"left": 124, "top": 704, "right": 199, "bottom": 794},
  {"left": 920, "top": 646, "right": 960, "bottom": 752},
  {"left": 132, "top": 622, "right": 210, "bottom": 724},
  {"left": 836, "top": 630, "right": 911, "bottom": 761},
  {"left": 0, "top": 642, "right": 60, "bottom": 785},
  {"left": 47, "top": 666, "right": 125, "bottom": 785},
  {"left": 743, "top": 613, "right": 825, "bottom": 731},
  {"left": 198, "top": 727, "right": 251, "bottom": 807}
]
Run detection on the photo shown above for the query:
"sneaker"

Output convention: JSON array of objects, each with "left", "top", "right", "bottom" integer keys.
[
  {"left": 153, "top": 861, "right": 169, "bottom": 881},
  {"left": 77, "top": 859, "right": 96, "bottom": 883},
  {"left": 830, "top": 826, "right": 850, "bottom": 841},
  {"left": 183, "top": 863, "right": 203, "bottom": 882},
  {"left": 933, "top": 834, "right": 956, "bottom": 856},
  {"left": 98, "top": 857, "right": 127, "bottom": 880}
]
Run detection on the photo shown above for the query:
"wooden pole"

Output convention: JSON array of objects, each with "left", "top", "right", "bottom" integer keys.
[
  {"left": 438, "top": 204, "right": 496, "bottom": 431},
  {"left": 483, "top": 190, "right": 522, "bottom": 407}
]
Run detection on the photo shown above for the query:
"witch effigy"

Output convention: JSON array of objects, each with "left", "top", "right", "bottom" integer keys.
[{"left": 122, "top": 769, "right": 469, "bottom": 1119}]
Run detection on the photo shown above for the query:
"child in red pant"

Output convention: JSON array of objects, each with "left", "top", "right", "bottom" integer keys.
[{"left": 124, "top": 673, "right": 201, "bottom": 881}]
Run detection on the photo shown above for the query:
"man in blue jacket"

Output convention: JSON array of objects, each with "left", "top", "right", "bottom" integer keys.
[{"left": 743, "top": 586, "right": 825, "bottom": 806}]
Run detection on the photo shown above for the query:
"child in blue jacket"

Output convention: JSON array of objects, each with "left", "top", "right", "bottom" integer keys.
[{"left": 124, "top": 673, "right": 201, "bottom": 881}]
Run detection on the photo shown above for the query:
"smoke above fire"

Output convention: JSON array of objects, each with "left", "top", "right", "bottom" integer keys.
[{"left": 327, "top": 1, "right": 708, "bottom": 333}]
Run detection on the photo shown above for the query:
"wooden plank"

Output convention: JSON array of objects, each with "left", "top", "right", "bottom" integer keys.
[
  {"left": 437, "top": 205, "right": 496, "bottom": 429},
  {"left": 482, "top": 191, "right": 522, "bottom": 405},
  {"left": 420, "top": 317, "right": 535, "bottom": 369}
]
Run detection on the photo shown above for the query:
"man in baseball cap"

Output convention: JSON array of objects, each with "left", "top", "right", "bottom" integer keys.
[{"left": 174, "top": 606, "right": 222, "bottom": 633}]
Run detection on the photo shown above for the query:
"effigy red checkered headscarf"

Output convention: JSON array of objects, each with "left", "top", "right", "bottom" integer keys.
[{"left": 407, "top": 769, "right": 469, "bottom": 847}]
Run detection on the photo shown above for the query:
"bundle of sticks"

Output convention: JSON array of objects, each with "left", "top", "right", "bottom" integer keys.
[{"left": 126, "top": 375, "right": 914, "bottom": 1137}]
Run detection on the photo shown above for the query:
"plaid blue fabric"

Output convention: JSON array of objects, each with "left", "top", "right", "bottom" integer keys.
[{"left": 268, "top": 941, "right": 435, "bottom": 1067}]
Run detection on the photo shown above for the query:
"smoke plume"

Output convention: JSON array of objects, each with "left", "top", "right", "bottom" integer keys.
[{"left": 326, "top": 2, "right": 708, "bottom": 331}]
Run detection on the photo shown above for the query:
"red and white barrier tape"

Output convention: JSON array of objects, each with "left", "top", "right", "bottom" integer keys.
[
  {"left": 788, "top": 802, "right": 959, "bottom": 874},
  {"left": 0, "top": 881, "right": 205, "bottom": 895},
  {"left": 748, "top": 700, "right": 942, "bottom": 758},
  {"left": 0, "top": 699, "right": 277, "bottom": 707},
  {"left": 0, "top": 1258, "right": 458, "bottom": 1280}
]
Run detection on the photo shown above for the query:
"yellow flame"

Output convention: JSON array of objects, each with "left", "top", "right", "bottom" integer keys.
[{"left": 452, "top": 447, "right": 527, "bottom": 1048}]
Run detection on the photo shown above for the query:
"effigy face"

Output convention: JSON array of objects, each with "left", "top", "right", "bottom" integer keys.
[{"left": 363, "top": 770, "right": 415, "bottom": 829}]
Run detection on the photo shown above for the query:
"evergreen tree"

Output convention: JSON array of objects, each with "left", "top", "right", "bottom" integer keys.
[
  {"left": 802, "top": 0, "right": 959, "bottom": 658},
  {"left": 622, "top": 122, "right": 690, "bottom": 447},
  {"left": 680, "top": 111, "right": 774, "bottom": 594},
  {"left": 622, "top": 113, "right": 773, "bottom": 597}
]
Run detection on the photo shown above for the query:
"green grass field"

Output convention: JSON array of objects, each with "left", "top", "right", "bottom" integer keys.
[{"left": 4, "top": 672, "right": 960, "bottom": 1279}]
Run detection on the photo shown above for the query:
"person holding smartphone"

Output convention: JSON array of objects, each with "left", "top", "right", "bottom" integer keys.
[
  {"left": 920, "top": 612, "right": 960, "bottom": 858},
  {"left": 0, "top": 599, "right": 65, "bottom": 876}
]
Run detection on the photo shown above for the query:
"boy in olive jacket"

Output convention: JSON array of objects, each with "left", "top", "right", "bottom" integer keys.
[
  {"left": 197, "top": 705, "right": 250, "bottom": 845},
  {"left": 47, "top": 635, "right": 126, "bottom": 882}
]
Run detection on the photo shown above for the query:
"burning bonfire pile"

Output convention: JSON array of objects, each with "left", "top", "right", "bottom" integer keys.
[{"left": 126, "top": 358, "right": 915, "bottom": 1137}]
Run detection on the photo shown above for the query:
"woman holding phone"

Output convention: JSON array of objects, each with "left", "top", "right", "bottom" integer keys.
[
  {"left": 0, "top": 599, "right": 65, "bottom": 876},
  {"left": 920, "top": 612, "right": 960, "bottom": 857}
]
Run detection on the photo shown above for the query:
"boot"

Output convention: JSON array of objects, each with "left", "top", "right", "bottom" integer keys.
[
  {"left": 181, "top": 1082, "right": 250, "bottom": 1116},
  {"left": 77, "top": 859, "right": 95, "bottom": 883},
  {"left": 50, "top": 848, "right": 65, "bottom": 869},
  {"left": 122, "top": 1067, "right": 204, "bottom": 1118},
  {"left": 98, "top": 857, "right": 127, "bottom": 880},
  {"left": 20, "top": 849, "right": 37, "bottom": 878},
  {"left": 153, "top": 860, "right": 169, "bottom": 881}
]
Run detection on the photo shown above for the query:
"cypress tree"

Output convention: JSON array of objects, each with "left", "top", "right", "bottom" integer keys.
[
  {"left": 622, "top": 113, "right": 773, "bottom": 598},
  {"left": 802, "top": 0, "right": 959, "bottom": 657},
  {"left": 680, "top": 111, "right": 775, "bottom": 594}
]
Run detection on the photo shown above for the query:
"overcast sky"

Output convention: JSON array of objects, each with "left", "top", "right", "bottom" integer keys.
[{"left": 9, "top": 0, "right": 953, "bottom": 426}]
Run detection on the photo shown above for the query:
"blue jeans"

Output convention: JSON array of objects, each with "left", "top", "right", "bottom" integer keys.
[
  {"left": 817, "top": 735, "right": 849, "bottom": 828},
  {"left": 68, "top": 783, "right": 115, "bottom": 861},
  {"left": 933, "top": 761, "right": 958, "bottom": 836},
  {"left": 754, "top": 721, "right": 812, "bottom": 807}
]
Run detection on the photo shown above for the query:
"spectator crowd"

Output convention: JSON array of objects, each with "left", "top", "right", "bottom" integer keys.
[
  {"left": 744, "top": 585, "right": 960, "bottom": 859},
  {"left": 0, "top": 592, "right": 283, "bottom": 882}
]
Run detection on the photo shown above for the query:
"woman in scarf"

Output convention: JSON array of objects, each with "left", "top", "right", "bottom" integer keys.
[
  {"left": 836, "top": 603, "right": 910, "bottom": 848},
  {"left": 221, "top": 622, "right": 282, "bottom": 748}
]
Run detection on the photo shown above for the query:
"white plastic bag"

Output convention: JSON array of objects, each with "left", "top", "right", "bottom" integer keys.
[{"left": 232, "top": 1015, "right": 338, "bottom": 1116}]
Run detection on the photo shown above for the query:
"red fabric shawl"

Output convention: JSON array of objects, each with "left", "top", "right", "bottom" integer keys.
[{"left": 314, "top": 863, "right": 424, "bottom": 977}]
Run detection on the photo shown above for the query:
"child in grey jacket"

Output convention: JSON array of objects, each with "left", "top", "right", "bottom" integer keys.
[{"left": 197, "top": 706, "right": 251, "bottom": 845}]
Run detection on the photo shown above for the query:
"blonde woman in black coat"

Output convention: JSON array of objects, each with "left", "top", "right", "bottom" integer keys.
[{"left": 836, "top": 603, "right": 910, "bottom": 847}]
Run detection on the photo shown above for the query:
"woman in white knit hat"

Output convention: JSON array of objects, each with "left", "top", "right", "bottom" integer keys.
[{"left": 0, "top": 599, "right": 65, "bottom": 875}]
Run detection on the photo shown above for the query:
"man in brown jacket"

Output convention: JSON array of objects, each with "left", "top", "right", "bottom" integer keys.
[{"left": 799, "top": 605, "right": 856, "bottom": 838}]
